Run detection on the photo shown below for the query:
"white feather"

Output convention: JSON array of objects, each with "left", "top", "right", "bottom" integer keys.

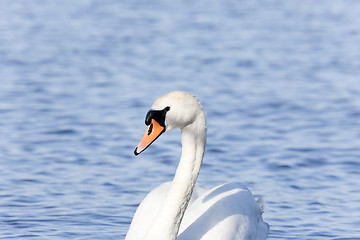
[{"left": 126, "top": 91, "right": 269, "bottom": 240}]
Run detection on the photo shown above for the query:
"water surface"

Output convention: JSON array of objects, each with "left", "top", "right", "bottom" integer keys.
[{"left": 1, "top": 0, "right": 360, "bottom": 239}]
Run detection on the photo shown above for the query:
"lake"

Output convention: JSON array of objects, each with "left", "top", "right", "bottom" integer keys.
[{"left": 1, "top": 0, "right": 360, "bottom": 239}]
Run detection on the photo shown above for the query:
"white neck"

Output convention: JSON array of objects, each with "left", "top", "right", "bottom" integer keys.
[{"left": 144, "top": 112, "right": 206, "bottom": 240}]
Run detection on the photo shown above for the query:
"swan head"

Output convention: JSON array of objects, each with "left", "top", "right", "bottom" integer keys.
[{"left": 134, "top": 91, "right": 204, "bottom": 155}]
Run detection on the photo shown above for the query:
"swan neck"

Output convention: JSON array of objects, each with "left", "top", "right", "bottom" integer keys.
[{"left": 145, "top": 114, "right": 206, "bottom": 240}]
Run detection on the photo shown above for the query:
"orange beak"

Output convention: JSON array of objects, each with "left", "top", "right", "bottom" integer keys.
[{"left": 134, "top": 119, "right": 165, "bottom": 155}]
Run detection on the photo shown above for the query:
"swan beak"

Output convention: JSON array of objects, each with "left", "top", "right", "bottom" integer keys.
[{"left": 134, "top": 119, "right": 165, "bottom": 156}]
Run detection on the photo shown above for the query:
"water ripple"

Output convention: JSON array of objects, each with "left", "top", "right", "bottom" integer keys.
[{"left": 1, "top": 0, "right": 360, "bottom": 239}]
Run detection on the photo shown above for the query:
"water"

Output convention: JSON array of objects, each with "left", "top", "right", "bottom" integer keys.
[{"left": 1, "top": 0, "right": 360, "bottom": 239}]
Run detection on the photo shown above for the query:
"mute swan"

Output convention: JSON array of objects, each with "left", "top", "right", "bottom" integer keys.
[{"left": 126, "top": 91, "right": 269, "bottom": 240}]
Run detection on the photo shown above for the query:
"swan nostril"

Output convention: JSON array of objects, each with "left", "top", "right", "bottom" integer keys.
[{"left": 147, "top": 123, "right": 153, "bottom": 135}]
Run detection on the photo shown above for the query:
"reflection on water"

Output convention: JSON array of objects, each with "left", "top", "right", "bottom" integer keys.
[{"left": 1, "top": 0, "right": 360, "bottom": 239}]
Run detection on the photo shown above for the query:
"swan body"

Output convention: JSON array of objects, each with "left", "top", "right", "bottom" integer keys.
[{"left": 126, "top": 91, "right": 269, "bottom": 240}]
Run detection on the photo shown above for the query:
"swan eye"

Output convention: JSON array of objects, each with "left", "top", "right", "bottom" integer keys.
[
  {"left": 145, "top": 107, "right": 170, "bottom": 127},
  {"left": 147, "top": 123, "right": 153, "bottom": 135}
]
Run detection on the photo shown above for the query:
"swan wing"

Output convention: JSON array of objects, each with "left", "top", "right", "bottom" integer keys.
[{"left": 179, "top": 182, "right": 269, "bottom": 240}]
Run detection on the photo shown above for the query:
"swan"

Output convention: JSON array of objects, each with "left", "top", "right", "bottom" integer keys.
[{"left": 125, "top": 91, "right": 269, "bottom": 240}]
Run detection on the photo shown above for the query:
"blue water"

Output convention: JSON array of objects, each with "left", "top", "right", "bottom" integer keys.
[{"left": 1, "top": 0, "right": 360, "bottom": 239}]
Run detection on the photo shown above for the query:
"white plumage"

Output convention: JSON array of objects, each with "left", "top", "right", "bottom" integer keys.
[{"left": 126, "top": 91, "right": 269, "bottom": 240}]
